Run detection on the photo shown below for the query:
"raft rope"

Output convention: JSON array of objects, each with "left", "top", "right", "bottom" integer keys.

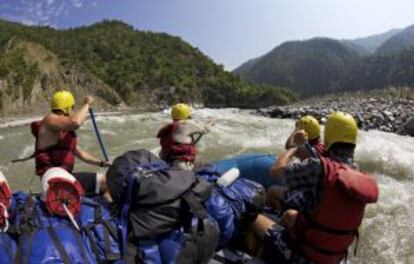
[{"left": 63, "top": 203, "right": 80, "bottom": 231}]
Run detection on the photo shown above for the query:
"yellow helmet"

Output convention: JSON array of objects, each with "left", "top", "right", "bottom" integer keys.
[
  {"left": 171, "top": 103, "right": 191, "bottom": 120},
  {"left": 324, "top": 111, "right": 358, "bottom": 151},
  {"left": 51, "top": 91, "right": 75, "bottom": 115},
  {"left": 296, "top": 115, "right": 321, "bottom": 140}
]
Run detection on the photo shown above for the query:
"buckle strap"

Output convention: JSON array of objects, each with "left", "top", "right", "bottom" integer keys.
[
  {"left": 102, "top": 220, "right": 120, "bottom": 261},
  {"left": 304, "top": 239, "right": 349, "bottom": 256},
  {"left": 47, "top": 226, "right": 72, "bottom": 264},
  {"left": 72, "top": 226, "right": 90, "bottom": 263},
  {"left": 102, "top": 220, "right": 119, "bottom": 240},
  {"left": 304, "top": 213, "right": 358, "bottom": 236},
  {"left": 182, "top": 191, "right": 207, "bottom": 220},
  {"left": 84, "top": 227, "right": 102, "bottom": 262}
]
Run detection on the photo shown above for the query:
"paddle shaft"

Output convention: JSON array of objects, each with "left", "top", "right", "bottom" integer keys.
[
  {"left": 89, "top": 108, "right": 109, "bottom": 162},
  {"left": 193, "top": 134, "right": 204, "bottom": 145},
  {"left": 305, "top": 142, "right": 318, "bottom": 158}
]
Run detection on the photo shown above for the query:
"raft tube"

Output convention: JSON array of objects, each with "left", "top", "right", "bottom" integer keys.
[{"left": 212, "top": 153, "right": 282, "bottom": 189}]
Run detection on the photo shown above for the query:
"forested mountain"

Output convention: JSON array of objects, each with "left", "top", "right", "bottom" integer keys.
[
  {"left": 234, "top": 38, "right": 360, "bottom": 97},
  {"left": 377, "top": 25, "right": 414, "bottom": 54},
  {"left": 234, "top": 25, "right": 414, "bottom": 98},
  {"left": 349, "top": 28, "right": 402, "bottom": 53},
  {"left": 340, "top": 41, "right": 369, "bottom": 56},
  {"left": 0, "top": 19, "right": 295, "bottom": 115},
  {"left": 345, "top": 48, "right": 414, "bottom": 90}
]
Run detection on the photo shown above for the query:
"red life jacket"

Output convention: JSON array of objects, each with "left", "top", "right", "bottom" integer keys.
[
  {"left": 31, "top": 121, "right": 77, "bottom": 176},
  {"left": 309, "top": 139, "right": 326, "bottom": 156},
  {"left": 156, "top": 121, "right": 196, "bottom": 162},
  {"left": 291, "top": 157, "right": 379, "bottom": 264}
]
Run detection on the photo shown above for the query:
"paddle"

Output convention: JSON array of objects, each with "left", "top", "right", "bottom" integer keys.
[
  {"left": 304, "top": 142, "right": 318, "bottom": 158},
  {"left": 89, "top": 108, "right": 109, "bottom": 162},
  {"left": 11, "top": 155, "right": 34, "bottom": 164},
  {"left": 193, "top": 134, "right": 204, "bottom": 145}
]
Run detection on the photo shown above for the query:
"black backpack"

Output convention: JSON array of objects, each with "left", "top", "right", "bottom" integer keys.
[{"left": 107, "top": 149, "right": 219, "bottom": 263}]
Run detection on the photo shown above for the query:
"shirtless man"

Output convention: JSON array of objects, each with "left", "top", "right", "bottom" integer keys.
[{"left": 30, "top": 90, "right": 109, "bottom": 195}]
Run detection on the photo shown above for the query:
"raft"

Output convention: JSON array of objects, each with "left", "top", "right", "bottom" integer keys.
[
  {"left": 0, "top": 153, "right": 280, "bottom": 264},
  {"left": 212, "top": 153, "right": 282, "bottom": 189}
]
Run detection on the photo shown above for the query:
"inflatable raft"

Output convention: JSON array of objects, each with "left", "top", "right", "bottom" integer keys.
[
  {"left": 212, "top": 153, "right": 281, "bottom": 189},
  {"left": 0, "top": 152, "right": 278, "bottom": 264}
]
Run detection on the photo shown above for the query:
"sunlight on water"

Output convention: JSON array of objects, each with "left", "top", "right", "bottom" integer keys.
[{"left": 0, "top": 108, "right": 413, "bottom": 263}]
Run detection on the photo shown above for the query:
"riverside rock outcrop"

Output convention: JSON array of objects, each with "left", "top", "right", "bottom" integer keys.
[
  {"left": 0, "top": 39, "right": 125, "bottom": 116},
  {"left": 259, "top": 95, "right": 414, "bottom": 135}
]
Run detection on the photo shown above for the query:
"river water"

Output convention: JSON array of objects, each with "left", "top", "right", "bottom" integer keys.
[{"left": 0, "top": 108, "right": 413, "bottom": 263}]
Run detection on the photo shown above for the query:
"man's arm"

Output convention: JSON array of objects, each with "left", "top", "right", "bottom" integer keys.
[
  {"left": 173, "top": 119, "right": 214, "bottom": 144},
  {"left": 187, "top": 119, "right": 214, "bottom": 135},
  {"left": 269, "top": 147, "right": 298, "bottom": 178},
  {"left": 45, "top": 96, "right": 94, "bottom": 131},
  {"left": 74, "top": 146, "right": 110, "bottom": 167},
  {"left": 285, "top": 131, "right": 297, "bottom": 149}
]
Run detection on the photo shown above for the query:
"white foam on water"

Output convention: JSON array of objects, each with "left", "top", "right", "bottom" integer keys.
[
  {"left": 162, "top": 108, "right": 170, "bottom": 115},
  {"left": 0, "top": 117, "right": 41, "bottom": 129},
  {"left": 356, "top": 130, "right": 414, "bottom": 179},
  {"left": 0, "top": 166, "right": 10, "bottom": 178},
  {"left": 93, "top": 115, "right": 127, "bottom": 123},
  {"left": 350, "top": 174, "right": 414, "bottom": 264},
  {"left": 18, "top": 145, "right": 33, "bottom": 159},
  {"left": 204, "top": 112, "right": 294, "bottom": 150},
  {"left": 0, "top": 135, "right": 4, "bottom": 140},
  {"left": 96, "top": 129, "right": 116, "bottom": 136},
  {"left": 150, "top": 147, "right": 161, "bottom": 156}
]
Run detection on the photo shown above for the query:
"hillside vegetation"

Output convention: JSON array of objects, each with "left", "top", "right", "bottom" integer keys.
[
  {"left": 234, "top": 38, "right": 359, "bottom": 97},
  {"left": 234, "top": 25, "right": 414, "bottom": 98},
  {"left": 0, "top": 19, "right": 295, "bottom": 115}
]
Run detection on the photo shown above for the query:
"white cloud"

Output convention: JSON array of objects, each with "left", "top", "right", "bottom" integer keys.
[
  {"left": 0, "top": 0, "right": 98, "bottom": 27},
  {"left": 2, "top": 14, "right": 37, "bottom": 26},
  {"left": 71, "top": 0, "right": 83, "bottom": 8}
]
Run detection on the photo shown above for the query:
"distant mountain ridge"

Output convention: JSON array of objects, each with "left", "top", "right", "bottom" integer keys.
[
  {"left": 234, "top": 24, "right": 414, "bottom": 98},
  {"left": 348, "top": 28, "right": 402, "bottom": 53},
  {"left": 377, "top": 25, "right": 414, "bottom": 54},
  {"left": 234, "top": 38, "right": 360, "bottom": 97}
]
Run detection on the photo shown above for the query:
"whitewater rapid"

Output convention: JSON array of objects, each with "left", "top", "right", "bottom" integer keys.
[{"left": 1, "top": 108, "right": 414, "bottom": 263}]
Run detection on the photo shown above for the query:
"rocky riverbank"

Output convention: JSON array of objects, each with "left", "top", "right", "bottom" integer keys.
[{"left": 258, "top": 96, "right": 414, "bottom": 136}]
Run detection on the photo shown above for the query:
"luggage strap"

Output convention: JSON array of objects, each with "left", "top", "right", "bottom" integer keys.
[
  {"left": 14, "top": 196, "right": 89, "bottom": 264},
  {"left": 47, "top": 226, "right": 71, "bottom": 264},
  {"left": 182, "top": 191, "right": 208, "bottom": 220},
  {"left": 46, "top": 222, "right": 89, "bottom": 264},
  {"left": 83, "top": 201, "right": 121, "bottom": 262}
]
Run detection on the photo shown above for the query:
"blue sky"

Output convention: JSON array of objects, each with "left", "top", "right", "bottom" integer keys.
[{"left": 1, "top": 0, "right": 414, "bottom": 69}]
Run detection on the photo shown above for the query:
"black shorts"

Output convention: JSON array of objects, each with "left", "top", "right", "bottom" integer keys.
[{"left": 73, "top": 172, "right": 98, "bottom": 196}]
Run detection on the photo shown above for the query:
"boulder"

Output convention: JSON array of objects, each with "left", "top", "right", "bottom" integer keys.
[{"left": 403, "top": 117, "right": 414, "bottom": 136}]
